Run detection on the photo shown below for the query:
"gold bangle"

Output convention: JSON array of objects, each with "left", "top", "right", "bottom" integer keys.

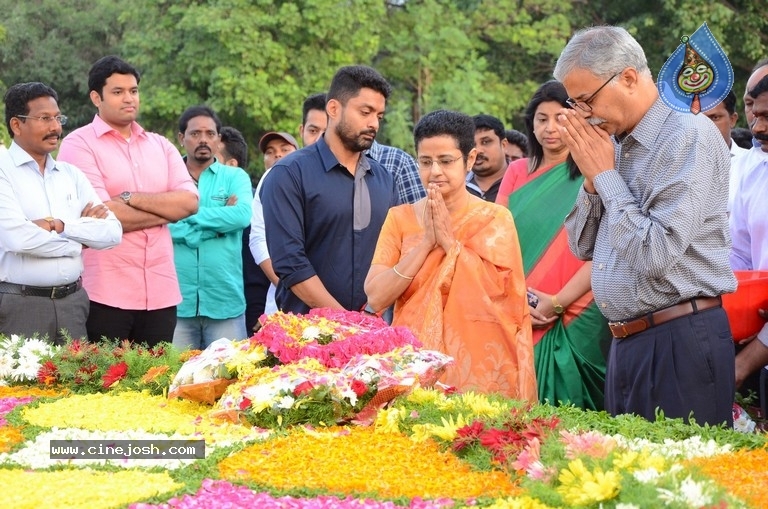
[
  {"left": 392, "top": 265, "right": 414, "bottom": 280},
  {"left": 551, "top": 294, "right": 565, "bottom": 315}
]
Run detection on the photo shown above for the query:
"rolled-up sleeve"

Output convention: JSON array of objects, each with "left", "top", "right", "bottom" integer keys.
[{"left": 261, "top": 165, "right": 317, "bottom": 289}]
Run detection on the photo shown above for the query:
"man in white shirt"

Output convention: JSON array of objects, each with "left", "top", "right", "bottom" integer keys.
[
  {"left": 728, "top": 59, "right": 768, "bottom": 212},
  {"left": 249, "top": 132, "right": 299, "bottom": 316},
  {"left": 0, "top": 82, "right": 122, "bottom": 343},
  {"left": 704, "top": 90, "right": 747, "bottom": 158}
]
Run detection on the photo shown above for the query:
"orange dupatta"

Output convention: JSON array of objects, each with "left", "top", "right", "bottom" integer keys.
[{"left": 372, "top": 197, "right": 537, "bottom": 401}]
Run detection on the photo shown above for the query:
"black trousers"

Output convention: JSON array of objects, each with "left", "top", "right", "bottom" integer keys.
[
  {"left": 87, "top": 302, "right": 177, "bottom": 348},
  {"left": 605, "top": 306, "right": 735, "bottom": 427}
]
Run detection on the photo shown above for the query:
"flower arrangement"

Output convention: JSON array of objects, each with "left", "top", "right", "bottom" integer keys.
[
  {"left": 214, "top": 357, "right": 377, "bottom": 428},
  {"left": 213, "top": 345, "right": 451, "bottom": 429},
  {"left": 0, "top": 335, "right": 55, "bottom": 384},
  {"left": 373, "top": 388, "right": 766, "bottom": 508},
  {"left": 0, "top": 382, "right": 767, "bottom": 507},
  {"left": 253, "top": 308, "right": 421, "bottom": 367},
  {"left": 0, "top": 334, "right": 182, "bottom": 395},
  {"left": 44, "top": 338, "right": 181, "bottom": 394}
]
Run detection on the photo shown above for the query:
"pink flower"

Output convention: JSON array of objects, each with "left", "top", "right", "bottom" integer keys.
[{"left": 560, "top": 429, "right": 617, "bottom": 459}]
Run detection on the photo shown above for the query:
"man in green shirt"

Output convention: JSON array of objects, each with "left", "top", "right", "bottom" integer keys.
[{"left": 170, "top": 106, "right": 253, "bottom": 349}]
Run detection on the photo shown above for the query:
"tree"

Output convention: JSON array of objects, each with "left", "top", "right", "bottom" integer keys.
[
  {"left": 0, "top": 0, "right": 125, "bottom": 128},
  {"left": 119, "top": 0, "right": 387, "bottom": 176}
]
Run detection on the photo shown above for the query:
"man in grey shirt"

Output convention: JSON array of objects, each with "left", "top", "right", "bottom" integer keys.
[{"left": 554, "top": 26, "right": 736, "bottom": 426}]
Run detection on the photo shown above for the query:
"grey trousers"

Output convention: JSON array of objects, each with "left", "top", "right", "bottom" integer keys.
[{"left": 0, "top": 287, "right": 89, "bottom": 344}]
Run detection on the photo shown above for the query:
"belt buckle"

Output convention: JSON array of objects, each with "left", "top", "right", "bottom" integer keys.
[
  {"left": 51, "top": 284, "right": 69, "bottom": 299},
  {"left": 609, "top": 321, "right": 630, "bottom": 339}
]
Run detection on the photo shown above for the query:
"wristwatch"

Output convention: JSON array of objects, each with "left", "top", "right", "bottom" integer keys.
[
  {"left": 551, "top": 295, "right": 565, "bottom": 315},
  {"left": 44, "top": 217, "right": 56, "bottom": 231},
  {"left": 119, "top": 191, "right": 132, "bottom": 205}
]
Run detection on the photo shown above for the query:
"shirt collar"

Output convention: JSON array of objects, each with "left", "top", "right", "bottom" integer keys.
[
  {"left": 315, "top": 135, "right": 376, "bottom": 175},
  {"left": 616, "top": 97, "right": 670, "bottom": 149},
  {"left": 91, "top": 113, "right": 145, "bottom": 139},
  {"left": 183, "top": 156, "right": 221, "bottom": 174},
  {"left": 8, "top": 141, "right": 57, "bottom": 173}
]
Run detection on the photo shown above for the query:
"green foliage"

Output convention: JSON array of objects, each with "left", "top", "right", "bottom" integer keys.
[
  {"left": 118, "top": 0, "right": 386, "bottom": 177},
  {"left": 0, "top": 0, "right": 125, "bottom": 128},
  {"left": 38, "top": 338, "right": 182, "bottom": 395},
  {"left": 1, "top": 0, "right": 764, "bottom": 159}
]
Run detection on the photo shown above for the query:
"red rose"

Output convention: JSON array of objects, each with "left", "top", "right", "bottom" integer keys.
[
  {"left": 101, "top": 361, "right": 129, "bottom": 389},
  {"left": 239, "top": 397, "right": 252, "bottom": 411},
  {"left": 351, "top": 379, "right": 368, "bottom": 397},
  {"left": 293, "top": 381, "right": 315, "bottom": 396}
]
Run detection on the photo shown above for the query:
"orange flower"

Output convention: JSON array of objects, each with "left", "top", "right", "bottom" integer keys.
[
  {"left": 141, "top": 365, "right": 170, "bottom": 384},
  {"left": 0, "top": 426, "right": 25, "bottom": 453},
  {"left": 687, "top": 447, "right": 768, "bottom": 508},
  {"left": 0, "top": 387, "right": 65, "bottom": 398},
  {"left": 179, "top": 350, "right": 203, "bottom": 362}
]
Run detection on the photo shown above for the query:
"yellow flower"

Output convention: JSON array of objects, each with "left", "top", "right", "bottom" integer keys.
[
  {"left": 406, "top": 387, "right": 447, "bottom": 405},
  {"left": 409, "top": 423, "right": 436, "bottom": 443},
  {"left": 427, "top": 414, "right": 469, "bottom": 442},
  {"left": 613, "top": 449, "right": 666, "bottom": 473},
  {"left": 458, "top": 391, "right": 507, "bottom": 418},
  {"left": 557, "top": 458, "right": 621, "bottom": 506},
  {"left": 21, "top": 392, "right": 204, "bottom": 434},
  {"left": 219, "top": 426, "right": 520, "bottom": 500},
  {"left": 374, "top": 406, "right": 406, "bottom": 434},
  {"left": 0, "top": 469, "right": 182, "bottom": 509},
  {"left": 486, "top": 496, "right": 557, "bottom": 509}
]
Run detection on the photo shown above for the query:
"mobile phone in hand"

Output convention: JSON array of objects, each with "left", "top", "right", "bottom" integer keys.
[{"left": 527, "top": 291, "right": 539, "bottom": 308}]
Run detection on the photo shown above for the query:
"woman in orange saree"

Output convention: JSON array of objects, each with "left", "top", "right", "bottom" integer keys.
[
  {"left": 365, "top": 110, "right": 537, "bottom": 402},
  {"left": 496, "top": 81, "right": 610, "bottom": 410}
]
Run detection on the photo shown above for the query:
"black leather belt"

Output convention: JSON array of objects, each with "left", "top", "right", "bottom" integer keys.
[
  {"left": 0, "top": 277, "right": 82, "bottom": 299},
  {"left": 608, "top": 296, "right": 722, "bottom": 339}
]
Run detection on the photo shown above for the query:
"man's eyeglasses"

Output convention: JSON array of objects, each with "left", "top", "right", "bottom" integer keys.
[
  {"left": 417, "top": 155, "right": 463, "bottom": 170},
  {"left": 16, "top": 115, "right": 68, "bottom": 126},
  {"left": 566, "top": 72, "right": 620, "bottom": 112}
]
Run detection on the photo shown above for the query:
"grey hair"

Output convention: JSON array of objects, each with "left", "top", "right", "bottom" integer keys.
[{"left": 553, "top": 26, "right": 651, "bottom": 81}]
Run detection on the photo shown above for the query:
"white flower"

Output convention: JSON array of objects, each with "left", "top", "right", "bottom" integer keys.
[
  {"left": 0, "top": 334, "right": 21, "bottom": 352},
  {"left": 657, "top": 476, "right": 715, "bottom": 507},
  {"left": 633, "top": 468, "right": 663, "bottom": 484},
  {"left": 11, "top": 355, "right": 41, "bottom": 381},
  {"left": 341, "top": 386, "right": 358, "bottom": 406},
  {"left": 302, "top": 326, "right": 321, "bottom": 341},
  {"left": 276, "top": 395, "right": 295, "bottom": 409},
  {"left": 17, "top": 337, "right": 54, "bottom": 359},
  {"left": 0, "top": 354, "right": 15, "bottom": 379},
  {"left": 0, "top": 427, "right": 211, "bottom": 470}
]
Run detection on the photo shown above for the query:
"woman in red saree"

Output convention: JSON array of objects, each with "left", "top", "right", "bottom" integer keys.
[
  {"left": 496, "top": 81, "right": 610, "bottom": 410},
  {"left": 365, "top": 110, "right": 536, "bottom": 402}
]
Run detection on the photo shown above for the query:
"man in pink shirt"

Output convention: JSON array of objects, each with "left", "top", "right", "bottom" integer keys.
[{"left": 58, "top": 56, "right": 199, "bottom": 347}]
